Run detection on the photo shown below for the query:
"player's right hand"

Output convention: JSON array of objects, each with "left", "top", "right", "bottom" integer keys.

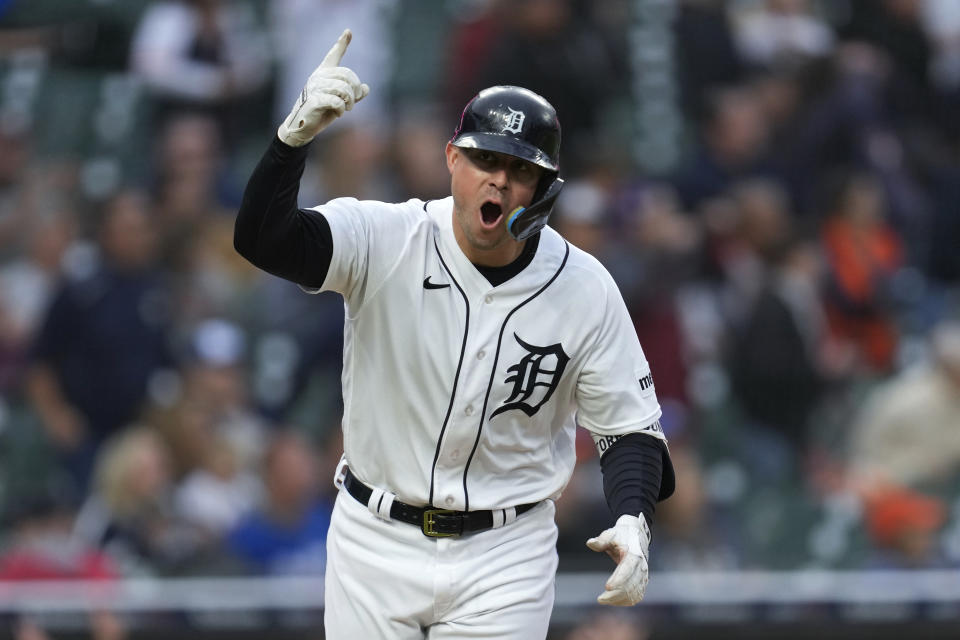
[{"left": 277, "top": 28, "right": 370, "bottom": 147}]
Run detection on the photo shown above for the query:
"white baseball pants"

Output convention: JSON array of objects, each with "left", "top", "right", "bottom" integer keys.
[{"left": 323, "top": 489, "right": 558, "bottom": 639}]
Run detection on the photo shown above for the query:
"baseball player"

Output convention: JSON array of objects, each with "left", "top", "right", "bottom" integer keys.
[{"left": 234, "top": 30, "right": 675, "bottom": 639}]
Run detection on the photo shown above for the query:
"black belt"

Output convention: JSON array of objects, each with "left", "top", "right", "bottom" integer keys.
[{"left": 343, "top": 468, "right": 539, "bottom": 538}]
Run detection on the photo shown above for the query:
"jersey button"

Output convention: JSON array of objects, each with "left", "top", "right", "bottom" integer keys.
[
  {"left": 484, "top": 295, "right": 493, "bottom": 304},
  {"left": 450, "top": 449, "right": 460, "bottom": 460},
  {"left": 445, "top": 496, "right": 455, "bottom": 507},
  {"left": 477, "top": 350, "right": 486, "bottom": 360},
  {"left": 465, "top": 405, "right": 475, "bottom": 416}
]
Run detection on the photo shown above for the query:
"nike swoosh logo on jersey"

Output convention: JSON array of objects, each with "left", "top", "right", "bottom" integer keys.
[{"left": 423, "top": 276, "right": 450, "bottom": 290}]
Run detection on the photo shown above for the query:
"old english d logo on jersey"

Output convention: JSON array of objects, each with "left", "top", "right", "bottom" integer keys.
[
  {"left": 490, "top": 333, "right": 569, "bottom": 418},
  {"left": 502, "top": 107, "right": 525, "bottom": 134}
]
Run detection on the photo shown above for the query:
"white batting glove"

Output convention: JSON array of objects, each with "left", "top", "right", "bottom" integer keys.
[
  {"left": 277, "top": 28, "right": 370, "bottom": 147},
  {"left": 585, "top": 513, "right": 651, "bottom": 606}
]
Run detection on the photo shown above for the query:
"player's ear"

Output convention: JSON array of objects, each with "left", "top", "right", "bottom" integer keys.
[{"left": 445, "top": 142, "right": 458, "bottom": 175}]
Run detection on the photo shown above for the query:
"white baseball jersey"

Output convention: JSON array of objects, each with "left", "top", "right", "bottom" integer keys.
[{"left": 312, "top": 195, "right": 665, "bottom": 512}]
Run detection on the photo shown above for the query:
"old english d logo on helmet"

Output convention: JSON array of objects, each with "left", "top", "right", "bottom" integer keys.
[
  {"left": 451, "top": 86, "right": 559, "bottom": 171},
  {"left": 502, "top": 107, "right": 525, "bottom": 134},
  {"left": 451, "top": 85, "right": 563, "bottom": 241}
]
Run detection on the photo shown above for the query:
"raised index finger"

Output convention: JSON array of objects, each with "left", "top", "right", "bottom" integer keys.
[{"left": 320, "top": 29, "right": 352, "bottom": 68}]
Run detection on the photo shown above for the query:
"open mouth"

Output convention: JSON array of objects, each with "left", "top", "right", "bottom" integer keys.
[{"left": 480, "top": 201, "right": 503, "bottom": 227}]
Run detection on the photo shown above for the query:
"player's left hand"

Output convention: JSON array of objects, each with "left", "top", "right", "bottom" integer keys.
[
  {"left": 277, "top": 28, "right": 370, "bottom": 147},
  {"left": 585, "top": 513, "right": 651, "bottom": 606}
]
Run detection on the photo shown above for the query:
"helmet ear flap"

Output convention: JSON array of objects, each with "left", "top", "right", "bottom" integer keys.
[{"left": 506, "top": 176, "right": 564, "bottom": 241}]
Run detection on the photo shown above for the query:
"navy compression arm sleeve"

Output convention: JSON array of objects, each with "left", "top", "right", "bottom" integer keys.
[
  {"left": 600, "top": 433, "right": 666, "bottom": 527},
  {"left": 234, "top": 136, "right": 334, "bottom": 288}
]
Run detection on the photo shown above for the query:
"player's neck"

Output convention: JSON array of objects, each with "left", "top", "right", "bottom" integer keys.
[
  {"left": 452, "top": 221, "right": 526, "bottom": 267},
  {"left": 467, "top": 241, "right": 526, "bottom": 268}
]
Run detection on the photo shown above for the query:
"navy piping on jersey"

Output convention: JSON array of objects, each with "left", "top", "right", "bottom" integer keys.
[
  {"left": 427, "top": 235, "right": 471, "bottom": 506},
  {"left": 462, "top": 241, "right": 571, "bottom": 511}
]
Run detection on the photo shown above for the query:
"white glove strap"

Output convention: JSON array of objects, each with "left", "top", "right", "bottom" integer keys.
[{"left": 633, "top": 513, "right": 651, "bottom": 556}]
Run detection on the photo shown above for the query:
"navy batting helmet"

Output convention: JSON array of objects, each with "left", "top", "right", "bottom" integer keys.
[{"left": 451, "top": 86, "right": 564, "bottom": 241}]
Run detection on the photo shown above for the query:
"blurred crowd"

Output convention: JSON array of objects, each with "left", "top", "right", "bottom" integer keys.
[{"left": 0, "top": 3, "right": 959, "bottom": 626}]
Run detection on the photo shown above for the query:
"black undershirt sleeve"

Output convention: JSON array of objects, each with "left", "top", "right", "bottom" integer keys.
[
  {"left": 234, "top": 136, "right": 334, "bottom": 289},
  {"left": 600, "top": 433, "right": 673, "bottom": 529}
]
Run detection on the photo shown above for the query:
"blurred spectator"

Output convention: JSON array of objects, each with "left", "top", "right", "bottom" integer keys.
[
  {"left": 778, "top": 39, "right": 935, "bottom": 236},
  {"left": 173, "top": 432, "right": 262, "bottom": 536},
  {"left": 25, "top": 191, "right": 175, "bottom": 490},
  {"left": 837, "top": 0, "right": 936, "bottom": 121},
  {"left": 674, "top": 0, "right": 747, "bottom": 121},
  {"left": 73, "top": 426, "right": 214, "bottom": 576},
  {"left": 146, "top": 318, "right": 267, "bottom": 479},
  {"left": 182, "top": 318, "right": 267, "bottom": 469},
  {"left": 603, "top": 182, "right": 701, "bottom": 407},
  {"left": 672, "top": 85, "right": 779, "bottom": 210},
  {"left": 162, "top": 319, "right": 265, "bottom": 535},
  {"left": 0, "top": 211, "right": 75, "bottom": 341},
  {"left": 225, "top": 429, "right": 333, "bottom": 575},
  {"left": 0, "top": 489, "right": 117, "bottom": 581},
  {"left": 144, "top": 396, "right": 212, "bottom": 483},
  {"left": 730, "top": 0, "right": 835, "bottom": 72},
  {"left": 150, "top": 113, "right": 252, "bottom": 321},
  {"left": 552, "top": 177, "right": 615, "bottom": 256},
  {"left": 470, "top": 0, "right": 629, "bottom": 173},
  {"left": 0, "top": 127, "right": 33, "bottom": 261},
  {"left": 389, "top": 107, "right": 455, "bottom": 201},
  {"left": 0, "top": 210, "right": 75, "bottom": 391},
  {"left": 129, "top": 0, "right": 271, "bottom": 138},
  {"left": 152, "top": 112, "right": 234, "bottom": 247},
  {"left": 1, "top": 486, "right": 129, "bottom": 640},
  {"left": 723, "top": 179, "right": 832, "bottom": 450},
  {"left": 3, "top": 484, "right": 128, "bottom": 640},
  {"left": 299, "top": 124, "right": 391, "bottom": 204},
  {"left": 927, "top": 161, "right": 960, "bottom": 284},
  {"left": 747, "top": 69, "right": 810, "bottom": 156},
  {"left": 847, "top": 320, "right": 960, "bottom": 490},
  {"left": 172, "top": 211, "right": 261, "bottom": 326},
  {"left": 443, "top": 0, "right": 509, "bottom": 115},
  {"left": 716, "top": 178, "right": 795, "bottom": 323},
  {"left": 730, "top": 236, "right": 828, "bottom": 451},
  {"left": 249, "top": 281, "right": 345, "bottom": 422},
  {"left": 922, "top": 0, "right": 960, "bottom": 101},
  {"left": 820, "top": 172, "right": 904, "bottom": 373},
  {"left": 862, "top": 485, "right": 948, "bottom": 568}
]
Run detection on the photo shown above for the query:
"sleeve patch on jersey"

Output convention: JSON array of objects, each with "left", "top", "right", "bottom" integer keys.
[
  {"left": 592, "top": 420, "right": 665, "bottom": 456},
  {"left": 638, "top": 371, "right": 655, "bottom": 397},
  {"left": 592, "top": 433, "right": 624, "bottom": 456}
]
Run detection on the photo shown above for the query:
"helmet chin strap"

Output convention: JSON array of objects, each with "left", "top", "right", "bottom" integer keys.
[{"left": 506, "top": 177, "right": 564, "bottom": 241}]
